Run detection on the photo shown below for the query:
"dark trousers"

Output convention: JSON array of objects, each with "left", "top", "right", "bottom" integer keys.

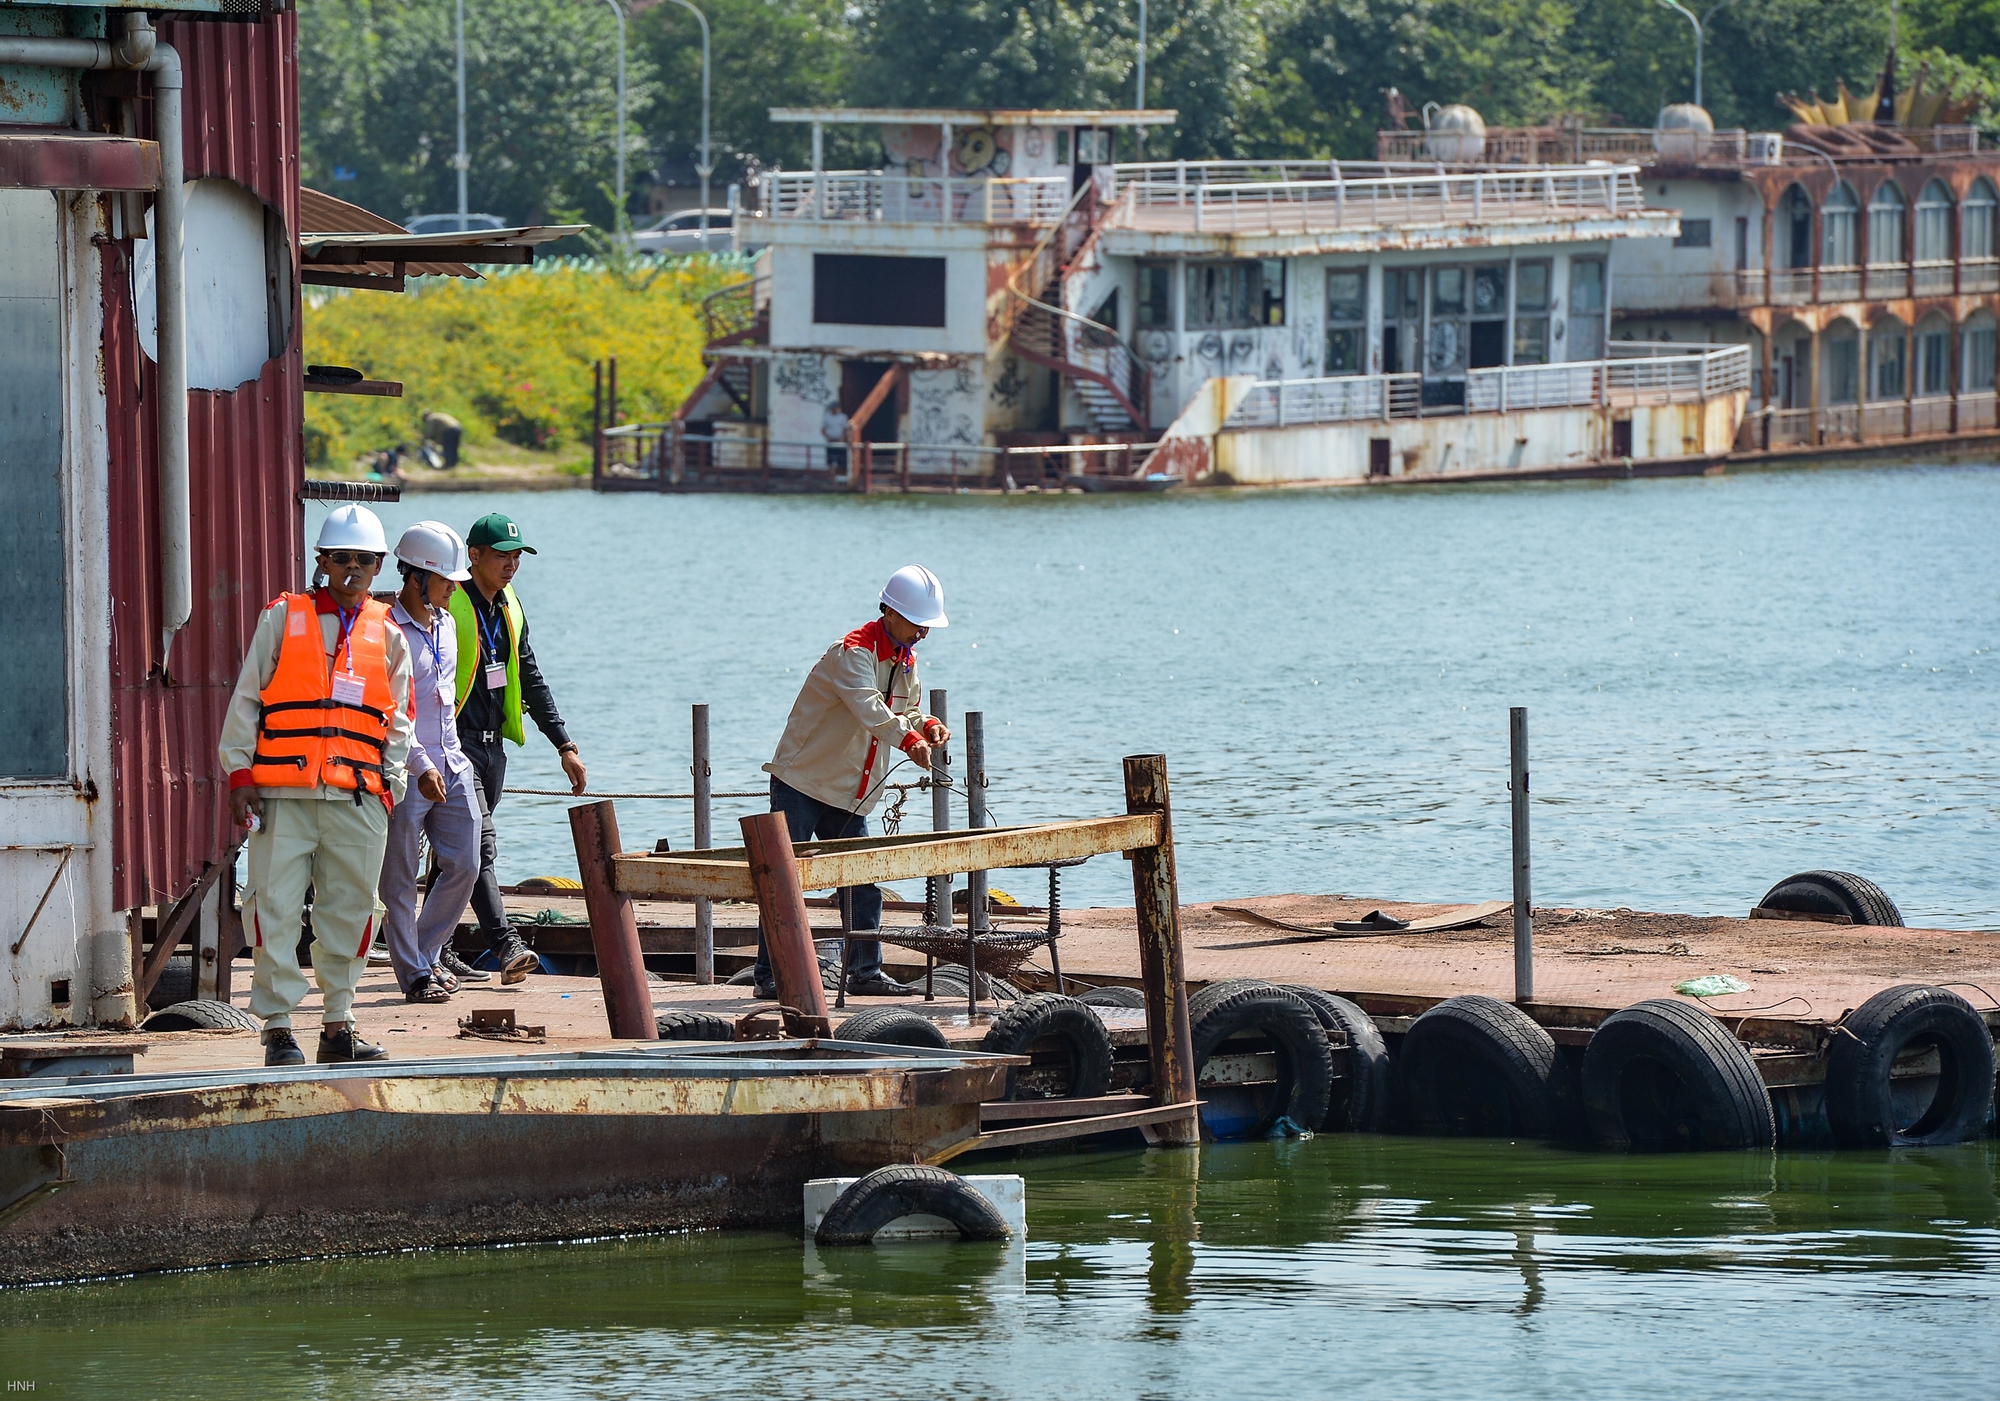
[
  {"left": 462, "top": 736, "right": 511, "bottom": 945},
  {"left": 751, "top": 777, "right": 884, "bottom": 985}
]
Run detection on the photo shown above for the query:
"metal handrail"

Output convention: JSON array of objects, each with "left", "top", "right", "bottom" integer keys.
[{"left": 1002, "top": 184, "right": 1153, "bottom": 426}]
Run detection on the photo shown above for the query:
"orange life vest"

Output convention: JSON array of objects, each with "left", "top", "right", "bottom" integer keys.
[{"left": 250, "top": 593, "right": 395, "bottom": 799}]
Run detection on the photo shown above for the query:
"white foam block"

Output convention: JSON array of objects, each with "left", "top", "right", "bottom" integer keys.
[{"left": 803, "top": 1173, "right": 1026, "bottom": 1241}]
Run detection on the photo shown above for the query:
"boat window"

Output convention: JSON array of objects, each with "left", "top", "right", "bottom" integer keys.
[
  {"left": 1824, "top": 328, "right": 1860, "bottom": 403},
  {"left": 1431, "top": 267, "right": 1466, "bottom": 316},
  {"left": 1868, "top": 319, "right": 1906, "bottom": 398},
  {"left": 1867, "top": 183, "right": 1907, "bottom": 266},
  {"left": 1184, "top": 261, "right": 1264, "bottom": 329},
  {"left": 1513, "top": 259, "right": 1551, "bottom": 366},
  {"left": 1916, "top": 181, "right": 1953, "bottom": 263},
  {"left": 813, "top": 254, "right": 947, "bottom": 327},
  {"left": 1136, "top": 263, "right": 1173, "bottom": 328},
  {"left": 1673, "top": 218, "right": 1712, "bottom": 249},
  {"left": 1962, "top": 315, "right": 1995, "bottom": 389},
  {"left": 1469, "top": 265, "right": 1508, "bottom": 369},
  {"left": 1324, "top": 267, "right": 1366, "bottom": 376},
  {"left": 1568, "top": 258, "right": 1606, "bottom": 360},
  {"left": 1260, "top": 259, "right": 1287, "bottom": 326},
  {"left": 1822, "top": 182, "right": 1860, "bottom": 268}
]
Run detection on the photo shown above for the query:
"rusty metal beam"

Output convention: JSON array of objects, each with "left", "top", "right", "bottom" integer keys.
[
  {"left": 615, "top": 814, "right": 1163, "bottom": 900},
  {"left": 741, "top": 812, "right": 831, "bottom": 1034},
  {"left": 135, "top": 855, "right": 228, "bottom": 1005},
  {"left": 926, "top": 1100, "right": 1199, "bottom": 1165},
  {"left": 0, "top": 131, "right": 159, "bottom": 191},
  {"left": 569, "top": 801, "right": 658, "bottom": 1041}
]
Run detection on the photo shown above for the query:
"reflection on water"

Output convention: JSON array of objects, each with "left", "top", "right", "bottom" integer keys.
[
  {"left": 7, "top": 1138, "right": 1996, "bottom": 1397},
  {"left": 311, "top": 466, "right": 2000, "bottom": 924}
]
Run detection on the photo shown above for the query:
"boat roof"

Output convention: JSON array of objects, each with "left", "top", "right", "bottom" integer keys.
[{"left": 770, "top": 107, "right": 1178, "bottom": 127}]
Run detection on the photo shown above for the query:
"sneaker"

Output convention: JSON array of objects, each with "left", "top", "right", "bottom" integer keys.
[
  {"left": 365, "top": 936, "right": 393, "bottom": 967},
  {"left": 440, "top": 949, "right": 491, "bottom": 984},
  {"left": 846, "top": 972, "right": 917, "bottom": 998},
  {"left": 752, "top": 978, "right": 780, "bottom": 1001},
  {"left": 490, "top": 930, "right": 539, "bottom": 985},
  {"left": 429, "top": 962, "right": 460, "bottom": 994},
  {"left": 263, "top": 1027, "right": 305, "bottom": 1067},
  {"left": 406, "top": 972, "right": 451, "bottom": 1003},
  {"left": 317, "top": 1023, "right": 388, "bottom": 1063}
]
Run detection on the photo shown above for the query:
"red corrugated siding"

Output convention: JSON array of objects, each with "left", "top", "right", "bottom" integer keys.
[{"left": 105, "top": 13, "right": 303, "bottom": 909}]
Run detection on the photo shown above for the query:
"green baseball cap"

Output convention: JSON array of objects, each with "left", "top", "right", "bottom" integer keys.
[{"left": 467, "top": 512, "right": 536, "bottom": 554}]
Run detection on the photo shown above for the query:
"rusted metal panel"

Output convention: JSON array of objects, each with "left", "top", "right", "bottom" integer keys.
[
  {"left": 106, "top": 13, "right": 303, "bottom": 910},
  {"left": 616, "top": 814, "right": 1164, "bottom": 900},
  {"left": 0, "top": 130, "right": 159, "bottom": 190}
]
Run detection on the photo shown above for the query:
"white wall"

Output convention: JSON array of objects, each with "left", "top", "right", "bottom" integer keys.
[
  {"left": 1615, "top": 179, "right": 1763, "bottom": 310},
  {"left": 766, "top": 223, "right": 992, "bottom": 357}
]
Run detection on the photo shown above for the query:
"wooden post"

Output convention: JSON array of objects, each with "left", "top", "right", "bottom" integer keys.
[
  {"left": 1124, "top": 753, "right": 1197, "bottom": 1145},
  {"left": 592, "top": 360, "right": 604, "bottom": 485},
  {"left": 741, "top": 811, "right": 831, "bottom": 1034},
  {"left": 1509, "top": 707, "right": 1534, "bottom": 1003},
  {"left": 607, "top": 355, "right": 619, "bottom": 431},
  {"left": 568, "top": 800, "right": 659, "bottom": 1040},
  {"left": 692, "top": 703, "right": 714, "bottom": 985}
]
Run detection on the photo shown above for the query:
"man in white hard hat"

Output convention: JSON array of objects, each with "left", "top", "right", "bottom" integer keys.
[
  {"left": 751, "top": 565, "right": 951, "bottom": 999},
  {"left": 378, "top": 522, "right": 486, "bottom": 1003},
  {"left": 219, "top": 504, "right": 415, "bottom": 1066}
]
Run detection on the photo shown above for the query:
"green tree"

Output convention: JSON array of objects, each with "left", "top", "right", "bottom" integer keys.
[{"left": 299, "top": 0, "right": 655, "bottom": 228}]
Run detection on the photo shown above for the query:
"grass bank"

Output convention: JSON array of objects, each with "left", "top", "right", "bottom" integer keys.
[{"left": 302, "top": 257, "right": 744, "bottom": 473}]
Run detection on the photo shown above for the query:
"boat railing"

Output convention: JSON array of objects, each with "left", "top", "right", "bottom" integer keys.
[
  {"left": 1112, "top": 164, "right": 1649, "bottom": 235},
  {"left": 764, "top": 170, "right": 1070, "bottom": 225},
  {"left": 1223, "top": 345, "right": 1749, "bottom": 430}
]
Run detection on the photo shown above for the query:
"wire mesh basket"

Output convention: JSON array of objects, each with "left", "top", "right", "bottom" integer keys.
[{"left": 871, "top": 924, "right": 1058, "bottom": 983}]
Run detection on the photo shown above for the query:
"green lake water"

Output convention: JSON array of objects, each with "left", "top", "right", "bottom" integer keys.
[{"left": 5, "top": 1137, "right": 1997, "bottom": 1398}]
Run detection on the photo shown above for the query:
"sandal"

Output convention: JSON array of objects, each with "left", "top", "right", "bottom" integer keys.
[
  {"left": 404, "top": 973, "right": 451, "bottom": 1003},
  {"left": 430, "top": 963, "right": 460, "bottom": 994}
]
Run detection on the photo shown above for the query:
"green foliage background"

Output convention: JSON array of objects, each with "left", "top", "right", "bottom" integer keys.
[{"left": 302, "top": 261, "right": 736, "bottom": 466}]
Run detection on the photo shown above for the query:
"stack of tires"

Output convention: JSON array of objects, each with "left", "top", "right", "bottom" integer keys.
[{"left": 1177, "top": 978, "right": 1390, "bottom": 1140}]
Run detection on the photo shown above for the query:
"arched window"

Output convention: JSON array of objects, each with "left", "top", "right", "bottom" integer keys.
[
  {"left": 1824, "top": 318, "right": 1861, "bottom": 404},
  {"left": 1867, "top": 182, "right": 1907, "bottom": 265},
  {"left": 1916, "top": 312, "right": 1952, "bottom": 396},
  {"left": 1867, "top": 316, "right": 1906, "bottom": 400},
  {"left": 1963, "top": 310, "right": 1996, "bottom": 392},
  {"left": 1915, "top": 180, "right": 1953, "bottom": 263},
  {"left": 1780, "top": 184, "right": 1813, "bottom": 269},
  {"left": 1964, "top": 179, "right": 1997, "bottom": 262},
  {"left": 1822, "top": 182, "right": 1859, "bottom": 267}
]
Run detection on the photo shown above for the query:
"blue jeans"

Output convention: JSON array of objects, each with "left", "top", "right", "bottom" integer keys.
[{"left": 751, "top": 778, "right": 885, "bottom": 986}]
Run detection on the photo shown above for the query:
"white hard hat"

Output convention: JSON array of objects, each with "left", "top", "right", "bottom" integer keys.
[
  {"left": 394, "top": 520, "right": 472, "bottom": 581},
  {"left": 880, "top": 564, "right": 947, "bottom": 628},
  {"left": 315, "top": 503, "right": 388, "bottom": 554}
]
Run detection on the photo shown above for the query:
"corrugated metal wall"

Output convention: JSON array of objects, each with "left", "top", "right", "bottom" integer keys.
[{"left": 103, "top": 12, "right": 303, "bottom": 910}]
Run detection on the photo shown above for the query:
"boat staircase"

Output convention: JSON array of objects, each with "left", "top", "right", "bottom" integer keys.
[
  {"left": 1004, "top": 189, "right": 1154, "bottom": 444},
  {"left": 685, "top": 275, "right": 769, "bottom": 419}
]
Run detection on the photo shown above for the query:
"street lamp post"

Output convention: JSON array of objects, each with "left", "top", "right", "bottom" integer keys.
[
  {"left": 602, "top": 0, "right": 628, "bottom": 232},
  {"left": 659, "top": 0, "right": 713, "bottom": 241},
  {"left": 454, "top": 0, "right": 468, "bottom": 226},
  {"left": 1134, "top": 0, "right": 1146, "bottom": 157},
  {"left": 1654, "top": 0, "right": 1735, "bottom": 109}
]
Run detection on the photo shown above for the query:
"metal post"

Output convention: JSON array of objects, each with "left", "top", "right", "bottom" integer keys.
[
  {"left": 964, "top": 710, "right": 989, "bottom": 1020},
  {"left": 1509, "top": 707, "right": 1534, "bottom": 1003},
  {"left": 608, "top": 355, "right": 619, "bottom": 430},
  {"left": 691, "top": 703, "right": 713, "bottom": 984},
  {"left": 927, "top": 688, "right": 950, "bottom": 1002},
  {"left": 601, "top": 0, "right": 628, "bottom": 231},
  {"left": 592, "top": 360, "right": 604, "bottom": 482},
  {"left": 454, "top": 0, "right": 468, "bottom": 224},
  {"left": 741, "top": 811, "right": 831, "bottom": 1034},
  {"left": 568, "top": 801, "right": 660, "bottom": 1040},
  {"left": 1125, "top": 754, "right": 1197, "bottom": 1145}
]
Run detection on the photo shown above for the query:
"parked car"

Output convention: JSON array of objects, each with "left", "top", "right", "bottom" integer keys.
[
  {"left": 404, "top": 212, "right": 509, "bottom": 236},
  {"left": 630, "top": 208, "right": 733, "bottom": 254}
]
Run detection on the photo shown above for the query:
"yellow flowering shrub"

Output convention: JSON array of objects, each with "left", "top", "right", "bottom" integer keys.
[{"left": 301, "top": 258, "right": 740, "bottom": 467}]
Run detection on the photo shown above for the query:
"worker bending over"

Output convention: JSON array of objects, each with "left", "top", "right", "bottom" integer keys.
[
  {"left": 379, "top": 522, "right": 485, "bottom": 1003},
  {"left": 220, "top": 505, "right": 414, "bottom": 1066},
  {"left": 752, "top": 565, "right": 951, "bottom": 1000}
]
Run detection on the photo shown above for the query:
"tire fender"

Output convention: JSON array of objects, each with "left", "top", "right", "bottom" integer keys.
[
  {"left": 654, "top": 1010, "right": 736, "bottom": 1042},
  {"left": 981, "top": 992, "right": 1115, "bottom": 1099},
  {"left": 814, "top": 1165, "right": 1012, "bottom": 1246},
  {"left": 1282, "top": 985, "right": 1390, "bottom": 1132},
  {"left": 1189, "top": 983, "right": 1333, "bottom": 1139},
  {"left": 1397, "top": 994, "right": 1575, "bottom": 1139},
  {"left": 1581, "top": 998, "right": 1775, "bottom": 1150},
  {"left": 1825, "top": 984, "right": 1996, "bottom": 1147},
  {"left": 833, "top": 1006, "right": 950, "bottom": 1050}
]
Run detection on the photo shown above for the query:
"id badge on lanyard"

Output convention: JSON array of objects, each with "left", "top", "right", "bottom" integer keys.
[
  {"left": 484, "top": 663, "right": 508, "bottom": 691},
  {"left": 332, "top": 671, "right": 367, "bottom": 706}
]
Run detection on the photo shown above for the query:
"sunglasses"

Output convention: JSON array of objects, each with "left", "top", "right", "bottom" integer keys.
[{"left": 320, "top": 550, "right": 382, "bottom": 567}]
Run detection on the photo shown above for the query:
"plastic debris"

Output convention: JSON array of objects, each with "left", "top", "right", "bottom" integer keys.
[{"left": 1674, "top": 974, "right": 1752, "bottom": 997}]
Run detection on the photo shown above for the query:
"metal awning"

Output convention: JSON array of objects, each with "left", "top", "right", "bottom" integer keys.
[{"left": 298, "top": 187, "right": 586, "bottom": 292}]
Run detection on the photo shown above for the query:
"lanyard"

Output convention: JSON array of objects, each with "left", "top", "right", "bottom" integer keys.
[
  {"left": 333, "top": 602, "right": 360, "bottom": 670},
  {"left": 476, "top": 597, "right": 506, "bottom": 665},
  {"left": 414, "top": 614, "right": 444, "bottom": 672}
]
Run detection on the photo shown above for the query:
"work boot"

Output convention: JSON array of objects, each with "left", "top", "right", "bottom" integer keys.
[
  {"left": 490, "top": 929, "right": 539, "bottom": 985},
  {"left": 846, "top": 972, "right": 917, "bottom": 998},
  {"left": 317, "top": 1023, "right": 388, "bottom": 1063},
  {"left": 752, "top": 977, "right": 780, "bottom": 1001},
  {"left": 263, "top": 1027, "right": 305, "bottom": 1067},
  {"left": 440, "top": 948, "right": 491, "bottom": 984}
]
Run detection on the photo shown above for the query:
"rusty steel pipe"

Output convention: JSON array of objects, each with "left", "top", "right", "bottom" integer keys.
[
  {"left": 741, "top": 811, "right": 831, "bottom": 1033},
  {"left": 568, "top": 801, "right": 659, "bottom": 1041},
  {"left": 1125, "top": 754, "right": 1198, "bottom": 1145}
]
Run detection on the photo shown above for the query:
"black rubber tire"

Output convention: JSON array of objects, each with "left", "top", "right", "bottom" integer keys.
[
  {"left": 834, "top": 1006, "right": 950, "bottom": 1049},
  {"left": 1077, "top": 985, "right": 1147, "bottom": 1009},
  {"left": 921, "top": 967, "right": 1021, "bottom": 1002},
  {"left": 654, "top": 1010, "right": 736, "bottom": 1042},
  {"left": 1189, "top": 983, "right": 1333, "bottom": 1139},
  {"left": 145, "top": 955, "right": 196, "bottom": 1011},
  {"left": 815, "top": 1164, "right": 1012, "bottom": 1246},
  {"left": 1398, "top": 995, "right": 1574, "bottom": 1139},
  {"left": 1582, "top": 998, "right": 1775, "bottom": 1151},
  {"left": 1757, "top": 870, "right": 1904, "bottom": 927},
  {"left": 982, "top": 992, "right": 1116, "bottom": 1099},
  {"left": 1825, "top": 984, "right": 1996, "bottom": 1147},
  {"left": 141, "top": 998, "right": 260, "bottom": 1033},
  {"left": 1281, "top": 985, "right": 1391, "bottom": 1133},
  {"left": 1187, "top": 977, "right": 1271, "bottom": 1024}
]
